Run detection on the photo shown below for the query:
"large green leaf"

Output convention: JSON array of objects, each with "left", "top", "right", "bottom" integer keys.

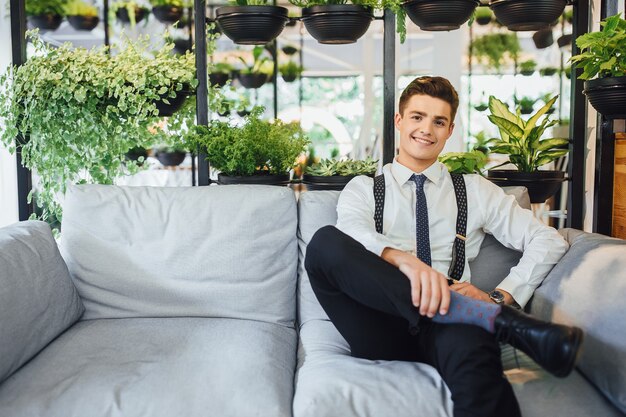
[
  {"left": 488, "top": 115, "right": 525, "bottom": 139},
  {"left": 536, "top": 138, "right": 569, "bottom": 151},
  {"left": 535, "top": 149, "right": 569, "bottom": 167},
  {"left": 488, "top": 95, "right": 517, "bottom": 123},
  {"left": 525, "top": 95, "right": 558, "bottom": 135}
]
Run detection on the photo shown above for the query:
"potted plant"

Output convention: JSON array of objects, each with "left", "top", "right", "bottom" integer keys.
[
  {"left": 474, "top": 6, "right": 493, "bottom": 25},
  {"left": 209, "top": 62, "right": 234, "bottom": 88},
  {"left": 489, "top": 0, "right": 567, "bottom": 31},
  {"left": 185, "top": 106, "right": 310, "bottom": 185},
  {"left": 485, "top": 95, "right": 570, "bottom": 203},
  {"left": 439, "top": 150, "right": 488, "bottom": 175},
  {"left": 302, "top": 157, "right": 378, "bottom": 190},
  {"left": 569, "top": 13, "right": 626, "bottom": 119},
  {"left": 155, "top": 145, "right": 187, "bottom": 166},
  {"left": 237, "top": 46, "right": 273, "bottom": 89},
  {"left": 514, "top": 95, "right": 538, "bottom": 115},
  {"left": 64, "top": 0, "right": 100, "bottom": 31},
  {"left": 474, "top": 101, "right": 488, "bottom": 112},
  {"left": 279, "top": 60, "right": 303, "bottom": 83},
  {"left": 111, "top": 1, "right": 149, "bottom": 26},
  {"left": 532, "top": 28, "right": 553, "bottom": 49},
  {"left": 215, "top": 0, "right": 289, "bottom": 45},
  {"left": 150, "top": 0, "right": 187, "bottom": 23},
  {"left": 282, "top": 45, "right": 299, "bottom": 55},
  {"left": 402, "top": 0, "right": 479, "bottom": 31},
  {"left": 468, "top": 130, "right": 497, "bottom": 154},
  {"left": 539, "top": 66, "right": 558, "bottom": 76},
  {"left": 557, "top": 33, "right": 572, "bottom": 49},
  {"left": 519, "top": 59, "right": 536, "bottom": 76},
  {"left": 26, "top": 0, "right": 66, "bottom": 30},
  {"left": 172, "top": 38, "right": 192, "bottom": 55},
  {"left": 470, "top": 32, "right": 520, "bottom": 74}
]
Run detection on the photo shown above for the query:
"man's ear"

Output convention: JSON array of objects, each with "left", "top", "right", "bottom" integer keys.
[
  {"left": 447, "top": 122, "right": 455, "bottom": 137},
  {"left": 394, "top": 112, "right": 402, "bottom": 130}
]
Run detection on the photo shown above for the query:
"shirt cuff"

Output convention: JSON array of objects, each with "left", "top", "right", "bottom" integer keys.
[{"left": 496, "top": 275, "right": 535, "bottom": 309}]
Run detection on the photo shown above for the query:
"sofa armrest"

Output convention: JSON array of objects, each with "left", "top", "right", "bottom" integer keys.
[
  {"left": 0, "top": 221, "right": 84, "bottom": 384},
  {"left": 528, "top": 228, "right": 626, "bottom": 414}
]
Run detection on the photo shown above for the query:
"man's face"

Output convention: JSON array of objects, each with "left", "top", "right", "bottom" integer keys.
[{"left": 395, "top": 94, "right": 455, "bottom": 172}]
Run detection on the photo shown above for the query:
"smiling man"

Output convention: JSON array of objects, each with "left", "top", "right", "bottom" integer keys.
[{"left": 304, "top": 76, "right": 582, "bottom": 417}]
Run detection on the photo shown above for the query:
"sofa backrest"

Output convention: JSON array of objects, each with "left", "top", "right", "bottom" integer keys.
[
  {"left": 0, "top": 221, "right": 84, "bottom": 384},
  {"left": 297, "top": 187, "right": 530, "bottom": 326},
  {"left": 60, "top": 184, "right": 298, "bottom": 327}
]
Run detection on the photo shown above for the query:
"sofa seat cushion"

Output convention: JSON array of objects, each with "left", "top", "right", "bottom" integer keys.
[
  {"left": 0, "top": 317, "right": 297, "bottom": 417},
  {"left": 60, "top": 184, "right": 298, "bottom": 326}
]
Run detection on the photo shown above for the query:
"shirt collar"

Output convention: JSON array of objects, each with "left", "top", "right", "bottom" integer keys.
[{"left": 391, "top": 158, "right": 445, "bottom": 187}]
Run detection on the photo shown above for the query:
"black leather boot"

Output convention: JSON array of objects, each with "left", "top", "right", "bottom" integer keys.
[{"left": 494, "top": 305, "right": 583, "bottom": 378}]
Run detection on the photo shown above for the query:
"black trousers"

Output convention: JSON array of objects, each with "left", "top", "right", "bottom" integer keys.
[{"left": 305, "top": 226, "right": 521, "bottom": 417}]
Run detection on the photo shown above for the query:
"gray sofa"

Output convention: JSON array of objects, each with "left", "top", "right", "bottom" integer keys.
[{"left": 0, "top": 184, "right": 624, "bottom": 417}]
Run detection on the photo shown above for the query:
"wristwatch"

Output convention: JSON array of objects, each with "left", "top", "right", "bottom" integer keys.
[{"left": 488, "top": 289, "right": 505, "bottom": 305}]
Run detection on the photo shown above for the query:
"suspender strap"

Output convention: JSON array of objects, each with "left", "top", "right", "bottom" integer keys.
[
  {"left": 373, "top": 174, "right": 385, "bottom": 234},
  {"left": 371, "top": 172, "right": 467, "bottom": 280},
  {"left": 448, "top": 173, "right": 467, "bottom": 280}
]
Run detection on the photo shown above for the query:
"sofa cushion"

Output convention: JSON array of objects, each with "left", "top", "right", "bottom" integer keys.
[
  {"left": 0, "top": 317, "right": 297, "bottom": 417},
  {"left": 60, "top": 184, "right": 297, "bottom": 326},
  {"left": 0, "top": 221, "right": 84, "bottom": 384},
  {"left": 529, "top": 229, "right": 626, "bottom": 414},
  {"left": 297, "top": 187, "right": 528, "bottom": 325}
]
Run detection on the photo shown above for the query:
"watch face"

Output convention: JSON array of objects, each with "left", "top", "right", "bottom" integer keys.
[{"left": 490, "top": 290, "right": 504, "bottom": 304}]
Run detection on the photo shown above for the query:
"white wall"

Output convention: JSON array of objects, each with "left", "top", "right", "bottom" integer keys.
[{"left": 0, "top": 0, "right": 19, "bottom": 228}]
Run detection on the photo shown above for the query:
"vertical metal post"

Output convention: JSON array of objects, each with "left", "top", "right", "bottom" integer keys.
[
  {"left": 382, "top": 10, "right": 396, "bottom": 165},
  {"left": 11, "top": 0, "right": 33, "bottom": 221},
  {"left": 194, "top": 0, "right": 210, "bottom": 185},
  {"left": 103, "top": 0, "right": 110, "bottom": 47},
  {"left": 271, "top": 41, "right": 278, "bottom": 119}
]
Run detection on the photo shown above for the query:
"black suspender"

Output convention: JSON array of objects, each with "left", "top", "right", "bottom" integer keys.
[{"left": 373, "top": 173, "right": 467, "bottom": 280}]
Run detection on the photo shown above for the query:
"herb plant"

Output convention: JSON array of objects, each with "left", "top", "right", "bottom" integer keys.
[{"left": 305, "top": 157, "right": 378, "bottom": 176}]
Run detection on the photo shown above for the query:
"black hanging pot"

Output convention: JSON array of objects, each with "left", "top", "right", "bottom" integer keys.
[
  {"left": 216, "top": 5, "right": 288, "bottom": 45},
  {"left": 302, "top": 5, "right": 373, "bottom": 44},
  {"left": 403, "top": 0, "right": 479, "bottom": 31},
  {"left": 27, "top": 14, "right": 63, "bottom": 30},
  {"left": 487, "top": 170, "right": 566, "bottom": 203},
  {"left": 237, "top": 109, "right": 251, "bottom": 117},
  {"left": 173, "top": 38, "right": 192, "bottom": 55},
  {"left": 209, "top": 72, "right": 230, "bottom": 88},
  {"left": 152, "top": 6, "right": 184, "bottom": 23},
  {"left": 116, "top": 7, "right": 148, "bottom": 24},
  {"left": 67, "top": 15, "right": 99, "bottom": 31},
  {"left": 282, "top": 45, "right": 298, "bottom": 55},
  {"left": 557, "top": 33, "right": 572, "bottom": 49},
  {"left": 302, "top": 174, "right": 370, "bottom": 191},
  {"left": 156, "top": 151, "right": 186, "bottom": 166},
  {"left": 584, "top": 76, "right": 626, "bottom": 119},
  {"left": 238, "top": 73, "right": 268, "bottom": 89},
  {"left": 125, "top": 147, "right": 149, "bottom": 165},
  {"left": 281, "top": 73, "right": 297, "bottom": 83},
  {"left": 154, "top": 88, "right": 192, "bottom": 117},
  {"left": 532, "top": 28, "right": 553, "bottom": 49},
  {"left": 490, "top": 0, "right": 566, "bottom": 31},
  {"left": 217, "top": 172, "right": 291, "bottom": 186}
]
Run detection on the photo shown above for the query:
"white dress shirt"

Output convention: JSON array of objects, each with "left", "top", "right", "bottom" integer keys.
[{"left": 336, "top": 159, "right": 569, "bottom": 308}]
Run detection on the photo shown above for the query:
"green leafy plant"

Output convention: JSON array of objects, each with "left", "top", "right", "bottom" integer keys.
[
  {"left": 150, "top": 0, "right": 189, "bottom": 6},
  {"left": 539, "top": 66, "right": 558, "bottom": 76},
  {"left": 0, "top": 31, "right": 220, "bottom": 224},
  {"left": 279, "top": 60, "right": 304, "bottom": 77},
  {"left": 468, "top": 130, "right": 496, "bottom": 154},
  {"left": 305, "top": 157, "right": 378, "bottom": 176},
  {"left": 487, "top": 95, "right": 569, "bottom": 172},
  {"left": 26, "top": 0, "right": 67, "bottom": 15},
  {"left": 569, "top": 13, "right": 626, "bottom": 80},
  {"left": 238, "top": 46, "right": 273, "bottom": 75},
  {"left": 212, "top": 62, "right": 234, "bottom": 74},
  {"left": 230, "top": 0, "right": 271, "bottom": 5},
  {"left": 514, "top": 96, "right": 538, "bottom": 114},
  {"left": 185, "top": 106, "right": 310, "bottom": 176},
  {"left": 110, "top": 1, "right": 149, "bottom": 26},
  {"left": 473, "top": 7, "right": 493, "bottom": 24},
  {"left": 439, "top": 150, "right": 487, "bottom": 175},
  {"left": 64, "top": 0, "right": 97, "bottom": 16},
  {"left": 519, "top": 59, "right": 536, "bottom": 74},
  {"left": 470, "top": 32, "right": 520, "bottom": 73}
]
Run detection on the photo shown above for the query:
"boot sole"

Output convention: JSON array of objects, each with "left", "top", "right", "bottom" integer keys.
[{"left": 553, "top": 327, "right": 584, "bottom": 378}]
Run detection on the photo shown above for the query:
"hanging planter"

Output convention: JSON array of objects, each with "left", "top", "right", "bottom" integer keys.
[
  {"left": 487, "top": 170, "right": 566, "bottom": 203},
  {"left": 116, "top": 6, "right": 149, "bottom": 24},
  {"left": 282, "top": 45, "right": 298, "bottom": 55},
  {"left": 539, "top": 67, "right": 558, "bottom": 76},
  {"left": 403, "top": 0, "right": 479, "bottom": 31},
  {"left": 238, "top": 73, "right": 268, "bottom": 89},
  {"left": 155, "top": 149, "right": 187, "bottom": 166},
  {"left": 215, "top": 5, "right": 289, "bottom": 45},
  {"left": 474, "top": 7, "right": 493, "bottom": 25},
  {"left": 209, "top": 72, "right": 230, "bottom": 87},
  {"left": 154, "top": 88, "right": 192, "bottom": 117},
  {"left": 173, "top": 38, "right": 192, "bottom": 54},
  {"left": 584, "top": 77, "right": 626, "bottom": 119},
  {"left": 67, "top": 15, "right": 100, "bottom": 30},
  {"left": 557, "top": 33, "right": 572, "bottom": 49},
  {"left": 490, "top": 0, "right": 566, "bottom": 31},
  {"left": 301, "top": 5, "right": 373, "bottom": 44},
  {"left": 152, "top": 6, "right": 183, "bottom": 23},
  {"left": 27, "top": 14, "right": 64, "bottom": 30},
  {"left": 532, "top": 28, "right": 553, "bottom": 49}
]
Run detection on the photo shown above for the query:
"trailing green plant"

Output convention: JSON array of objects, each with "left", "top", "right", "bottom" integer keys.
[
  {"left": 0, "top": 31, "right": 221, "bottom": 224},
  {"left": 26, "top": 0, "right": 67, "bottom": 15},
  {"left": 279, "top": 60, "right": 304, "bottom": 77},
  {"left": 569, "top": 13, "right": 626, "bottom": 80},
  {"left": 438, "top": 150, "right": 487, "bottom": 175},
  {"left": 519, "top": 59, "right": 536, "bottom": 73},
  {"left": 473, "top": 7, "right": 492, "bottom": 23},
  {"left": 487, "top": 95, "right": 569, "bottom": 172},
  {"left": 470, "top": 32, "right": 520, "bottom": 73},
  {"left": 64, "top": 0, "right": 97, "bottom": 16},
  {"left": 305, "top": 157, "right": 378, "bottom": 176},
  {"left": 185, "top": 106, "right": 310, "bottom": 176},
  {"left": 238, "top": 46, "right": 274, "bottom": 75}
]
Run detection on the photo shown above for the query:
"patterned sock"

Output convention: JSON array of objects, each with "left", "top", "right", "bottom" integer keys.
[{"left": 431, "top": 291, "right": 501, "bottom": 333}]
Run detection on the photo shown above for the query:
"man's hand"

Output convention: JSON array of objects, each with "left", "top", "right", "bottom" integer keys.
[
  {"left": 449, "top": 282, "right": 491, "bottom": 303},
  {"left": 381, "top": 248, "right": 450, "bottom": 317}
]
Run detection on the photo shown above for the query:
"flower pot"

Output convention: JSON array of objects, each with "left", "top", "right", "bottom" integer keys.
[
  {"left": 519, "top": 69, "right": 535, "bottom": 76},
  {"left": 154, "top": 89, "right": 192, "bottom": 117},
  {"left": 532, "top": 28, "right": 553, "bottom": 49},
  {"left": 216, "top": 5, "right": 288, "bottom": 45},
  {"left": 403, "top": 0, "right": 479, "bottom": 31},
  {"left": 237, "top": 109, "right": 251, "bottom": 117},
  {"left": 557, "top": 33, "right": 572, "bottom": 49},
  {"left": 152, "top": 6, "right": 184, "bottom": 24},
  {"left": 116, "top": 7, "right": 148, "bottom": 24},
  {"left": 475, "top": 14, "right": 492, "bottom": 25},
  {"left": 282, "top": 45, "right": 298, "bottom": 55},
  {"left": 474, "top": 104, "right": 488, "bottom": 112},
  {"left": 520, "top": 105, "right": 534, "bottom": 115},
  {"left": 539, "top": 67, "right": 558, "bottom": 76},
  {"left": 125, "top": 147, "right": 149, "bottom": 165},
  {"left": 303, "top": 174, "right": 367, "bottom": 191},
  {"left": 27, "top": 14, "right": 63, "bottom": 31},
  {"left": 209, "top": 72, "right": 230, "bottom": 88},
  {"left": 173, "top": 38, "right": 192, "bottom": 55},
  {"left": 285, "top": 17, "right": 297, "bottom": 27},
  {"left": 490, "top": 0, "right": 566, "bottom": 31},
  {"left": 281, "top": 73, "right": 297, "bottom": 83},
  {"left": 302, "top": 5, "right": 373, "bottom": 45},
  {"left": 238, "top": 73, "right": 268, "bottom": 89},
  {"left": 217, "top": 172, "right": 291, "bottom": 186},
  {"left": 156, "top": 151, "right": 186, "bottom": 166},
  {"left": 584, "top": 76, "right": 626, "bottom": 119},
  {"left": 67, "top": 15, "right": 100, "bottom": 31},
  {"left": 487, "top": 170, "right": 566, "bottom": 203}
]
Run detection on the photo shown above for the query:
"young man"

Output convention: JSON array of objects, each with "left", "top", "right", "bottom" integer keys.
[{"left": 305, "top": 76, "right": 582, "bottom": 417}]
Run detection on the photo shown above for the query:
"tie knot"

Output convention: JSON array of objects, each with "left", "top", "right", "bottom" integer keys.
[{"left": 411, "top": 174, "right": 426, "bottom": 190}]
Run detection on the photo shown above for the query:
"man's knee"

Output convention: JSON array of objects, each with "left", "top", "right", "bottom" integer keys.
[
  {"left": 435, "top": 324, "right": 501, "bottom": 364},
  {"left": 305, "top": 226, "right": 345, "bottom": 272}
]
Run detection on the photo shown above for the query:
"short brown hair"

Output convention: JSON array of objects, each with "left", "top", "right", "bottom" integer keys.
[{"left": 398, "top": 76, "right": 459, "bottom": 122}]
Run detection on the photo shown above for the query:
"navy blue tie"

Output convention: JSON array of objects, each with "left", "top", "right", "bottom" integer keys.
[{"left": 411, "top": 174, "right": 431, "bottom": 266}]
